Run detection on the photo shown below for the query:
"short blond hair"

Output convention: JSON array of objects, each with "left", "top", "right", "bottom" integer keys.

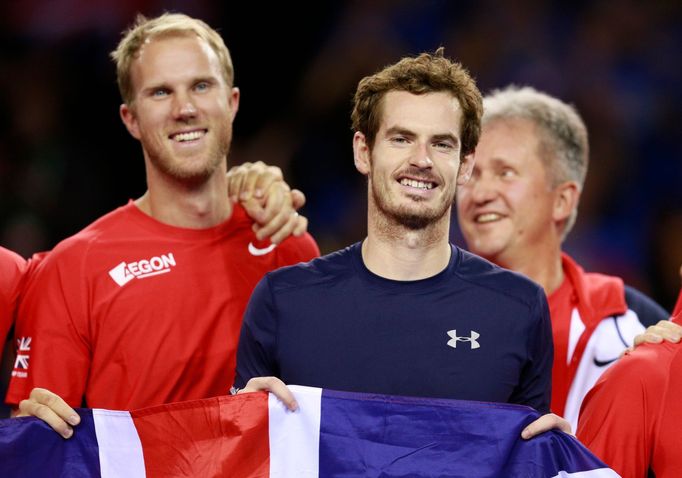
[{"left": 111, "top": 13, "right": 234, "bottom": 104}]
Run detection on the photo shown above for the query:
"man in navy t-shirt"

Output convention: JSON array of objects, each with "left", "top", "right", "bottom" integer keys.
[{"left": 235, "top": 49, "right": 569, "bottom": 438}]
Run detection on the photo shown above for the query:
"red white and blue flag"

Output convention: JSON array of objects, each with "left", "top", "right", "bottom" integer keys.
[{"left": 0, "top": 385, "right": 619, "bottom": 477}]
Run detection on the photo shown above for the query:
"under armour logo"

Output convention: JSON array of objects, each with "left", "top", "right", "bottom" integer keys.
[{"left": 446, "top": 330, "right": 480, "bottom": 349}]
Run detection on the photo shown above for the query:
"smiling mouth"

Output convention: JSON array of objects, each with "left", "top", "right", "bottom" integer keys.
[
  {"left": 399, "top": 178, "right": 435, "bottom": 190},
  {"left": 170, "top": 130, "right": 207, "bottom": 142},
  {"left": 474, "top": 212, "right": 503, "bottom": 223}
]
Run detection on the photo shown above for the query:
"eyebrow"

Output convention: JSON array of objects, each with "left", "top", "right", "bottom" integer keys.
[
  {"left": 385, "top": 126, "right": 459, "bottom": 146},
  {"left": 385, "top": 126, "right": 417, "bottom": 139},
  {"left": 432, "top": 133, "right": 459, "bottom": 146},
  {"left": 141, "top": 76, "right": 218, "bottom": 96}
]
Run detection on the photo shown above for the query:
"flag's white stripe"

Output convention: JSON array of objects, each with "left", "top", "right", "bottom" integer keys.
[
  {"left": 268, "top": 385, "right": 321, "bottom": 477},
  {"left": 552, "top": 468, "right": 621, "bottom": 477},
  {"left": 93, "top": 409, "right": 146, "bottom": 478}
]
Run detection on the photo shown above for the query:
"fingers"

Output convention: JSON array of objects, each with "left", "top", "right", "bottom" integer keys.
[
  {"left": 250, "top": 182, "right": 308, "bottom": 243},
  {"left": 238, "top": 181, "right": 288, "bottom": 228},
  {"left": 238, "top": 377, "right": 298, "bottom": 411},
  {"left": 226, "top": 162, "right": 249, "bottom": 203},
  {"left": 291, "top": 214, "right": 308, "bottom": 237},
  {"left": 633, "top": 332, "right": 663, "bottom": 347},
  {"left": 257, "top": 182, "right": 291, "bottom": 230},
  {"left": 291, "top": 189, "right": 306, "bottom": 210},
  {"left": 521, "top": 413, "right": 572, "bottom": 440},
  {"left": 633, "top": 320, "right": 682, "bottom": 346},
  {"left": 253, "top": 211, "right": 307, "bottom": 243},
  {"left": 17, "top": 388, "right": 80, "bottom": 439},
  {"left": 656, "top": 321, "right": 682, "bottom": 342},
  {"left": 254, "top": 203, "right": 294, "bottom": 243},
  {"left": 227, "top": 163, "right": 309, "bottom": 242},
  {"left": 226, "top": 162, "right": 284, "bottom": 203},
  {"left": 243, "top": 163, "right": 283, "bottom": 202}
]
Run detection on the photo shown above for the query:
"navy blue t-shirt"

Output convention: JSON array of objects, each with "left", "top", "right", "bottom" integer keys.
[{"left": 235, "top": 242, "right": 553, "bottom": 413}]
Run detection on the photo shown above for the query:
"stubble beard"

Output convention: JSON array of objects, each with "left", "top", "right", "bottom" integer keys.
[
  {"left": 147, "top": 127, "right": 231, "bottom": 187},
  {"left": 370, "top": 173, "right": 452, "bottom": 231}
]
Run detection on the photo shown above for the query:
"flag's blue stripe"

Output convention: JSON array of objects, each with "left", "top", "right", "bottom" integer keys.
[
  {"left": 0, "top": 408, "right": 101, "bottom": 477},
  {"left": 318, "top": 389, "right": 608, "bottom": 478}
]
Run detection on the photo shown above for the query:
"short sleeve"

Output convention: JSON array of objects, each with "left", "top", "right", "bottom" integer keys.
[{"left": 6, "top": 247, "right": 91, "bottom": 407}]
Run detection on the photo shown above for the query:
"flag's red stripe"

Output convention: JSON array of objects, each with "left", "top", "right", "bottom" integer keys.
[{"left": 131, "top": 393, "right": 271, "bottom": 477}]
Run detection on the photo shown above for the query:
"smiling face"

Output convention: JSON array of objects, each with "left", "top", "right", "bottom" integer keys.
[
  {"left": 456, "top": 117, "right": 560, "bottom": 265},
  {"left": 120, "top": 34, "right": 239, "bottom": 186},
  {"left": 354, "top": 91, "right": 473, "bottom": 231}
]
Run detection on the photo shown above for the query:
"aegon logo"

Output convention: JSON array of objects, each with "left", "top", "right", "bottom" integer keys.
[
  {"left": 446, "top": 330, "right": 481, "bottom": 349},
  {"left": 109, "top": 253, "right": 176, "bottom": 287}
]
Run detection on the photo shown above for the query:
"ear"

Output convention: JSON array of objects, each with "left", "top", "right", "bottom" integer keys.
[
  {"left": 120, "top": 103, "right": 141, "bottom": 140},
  {"left": 553, "top": 181, "right": 580, "bottom": 223},
  {"left": 353, "top": 131, "right": 371, "bottom": 175},
  {"left": 228, "top": 87, "right": 240, "bottom": 121},
  {"left": 456, "top": 152, "right": 475, "bottom": 186}
]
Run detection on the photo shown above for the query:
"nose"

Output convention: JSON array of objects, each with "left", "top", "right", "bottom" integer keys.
[
  {"left": 172, "top": 91, "right": 197, "bottom": 120},
  {"left": 463, "top": 171, "right": 497, "bottom": 205},
  {"left": 409, "top": 143, "right": 433, "bottom": 169}
]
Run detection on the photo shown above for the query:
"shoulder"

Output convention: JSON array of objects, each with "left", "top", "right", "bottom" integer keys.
[
  {"left": 598, "top": 342, "right": 677, "bottom": 394},
  {"left": 624, "top": 285, "right": 669, "bottom": 327},
  {"left": 454, "top": 248, "right": 546, "bottom": 308},
  {"left": 265, "top": 243, "right": 357, "bottom": 292},
  {"left": 579, "top": 346, "right": 659, "bottom": 435},
  {"left": 0, "top": 247, "right": 26, "bottom": 302},
  {"left": 33, "top": 204, "right": 133, "bottom": 271},
  {"left": 0, "top": 246, "right": 25, "bottom": 269},
  {"left": 227, "top": 204, "right": 320, "bottom": 261},
  {"left": 276, "top": 232, "right": 320, "bottom": 260},
  {"left": 0, "top": 246, "right": 26, "bottom": 282},
  {"left": 579, "top": 342, "right": 678, "bottom": 437}
]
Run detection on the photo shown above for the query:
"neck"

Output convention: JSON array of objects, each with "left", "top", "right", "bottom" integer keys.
[
  {"left": 494, "top": 245, "right": 564, "bottom": 295},
  {"left": 136, "top": 163, "right": 232, "bottom": 229},
  {"left": 363, "top": 203, "right": 452, "bottom": 281}
]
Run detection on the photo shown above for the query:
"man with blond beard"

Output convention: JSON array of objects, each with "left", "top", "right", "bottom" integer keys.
[{"left": 8, "top": 13, "right": 319, "bottom": 438}]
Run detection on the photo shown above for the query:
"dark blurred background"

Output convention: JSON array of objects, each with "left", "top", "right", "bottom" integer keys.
[{"left": 1, "top": 0, "right": 680, "bottom": 312}]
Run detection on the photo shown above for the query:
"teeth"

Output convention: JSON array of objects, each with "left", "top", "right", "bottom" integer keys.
[
  {"left": 476, "top": 213, "right": 502, "bottom": 223},
  {"left": 400, "top": 178, "right": 434, "bottom": 190},
  {"left": 172, "top": 130, "right": 205, "bottom": 142}
]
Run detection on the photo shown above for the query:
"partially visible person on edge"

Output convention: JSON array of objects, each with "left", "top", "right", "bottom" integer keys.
[
  {"left": 8, "top": 12, "right": 319, "bottom": 438},
  {"left": 236, "top": 50, "right": 569, "bottom": 439},
  {"left": 577, "top": 265, "right": 682, "bottom": 478},
  {"left": 675, "top": 265, "right": 682, "bottom": 316},
  {"left": 0, "top": 250, "right": 48, "bottom": 418},
  {"left": 455, "top": 86, "right": 677, "bottom": 430},
  {"left": 0, "top": 247, "right": 26, "bottom": 343}
]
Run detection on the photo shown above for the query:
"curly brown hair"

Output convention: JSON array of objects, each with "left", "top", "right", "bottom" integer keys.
[{"left": 351, "top": 48, "right": 482, "bottom": 158}]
